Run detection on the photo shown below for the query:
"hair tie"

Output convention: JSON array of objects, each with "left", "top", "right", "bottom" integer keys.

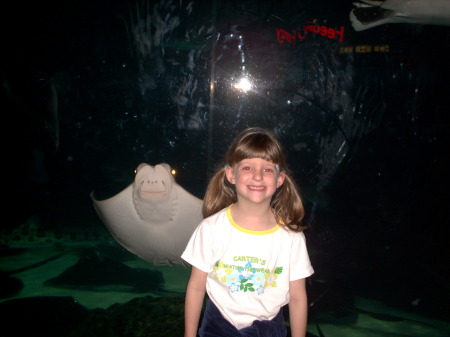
[{"left": 224, "top": 164, "right": 230, "bottom": 169}]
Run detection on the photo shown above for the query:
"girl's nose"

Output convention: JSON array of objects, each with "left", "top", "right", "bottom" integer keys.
[{"left": 253, "top": 169, "right": 263, "bottom": 181}]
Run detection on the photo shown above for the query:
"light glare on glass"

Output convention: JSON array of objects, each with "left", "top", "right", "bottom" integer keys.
[{"left": 234, "top": 77, "right": 252, "bottom": 92}]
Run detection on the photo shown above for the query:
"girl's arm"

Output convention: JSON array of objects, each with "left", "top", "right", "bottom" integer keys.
[
  {"left": 288, "top": 278, "right": 308, "bottom": 337},
  {"left": 184, "top": 266, "right": 208, "bottom": 337}
]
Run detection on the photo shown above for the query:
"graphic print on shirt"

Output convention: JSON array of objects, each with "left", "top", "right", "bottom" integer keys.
[{"left": 213, "top": 255, "right": 283, "bottom": 295}]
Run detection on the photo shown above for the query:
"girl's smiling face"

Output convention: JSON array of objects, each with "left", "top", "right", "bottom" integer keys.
[{"left": 226, "top": 158, "right": 285, "bottom": 206}]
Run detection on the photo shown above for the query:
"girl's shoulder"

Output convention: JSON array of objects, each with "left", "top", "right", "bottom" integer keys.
[
  {"left": 203, "top": 206, "right": 229, "bottom": 221},
  {"left": 199, "top": 206, "right": 231, "bottom": 230},
  {"left": 277, "top": 225, "right": 307, "bottom": 241}
]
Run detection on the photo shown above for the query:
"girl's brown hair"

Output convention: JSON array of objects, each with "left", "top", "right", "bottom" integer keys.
[{"left": 202, "top": 127, "right": 306, "bottom": 232}]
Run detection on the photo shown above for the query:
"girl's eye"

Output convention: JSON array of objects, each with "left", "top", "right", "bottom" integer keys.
[
  {"left": 242, "top": 166, "right": 251, "bottom": 171},
  {"left": 263, "top": 168, "right": 274, "bottom": 173}
]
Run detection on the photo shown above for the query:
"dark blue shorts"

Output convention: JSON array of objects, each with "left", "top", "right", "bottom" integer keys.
[{"left": 199, "top": 299, "right": 287, "bottom": 337}]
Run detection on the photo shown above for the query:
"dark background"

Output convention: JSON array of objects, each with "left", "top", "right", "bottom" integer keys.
[{"left": 1, "top": 0, "right": 449, "bottom": 321}]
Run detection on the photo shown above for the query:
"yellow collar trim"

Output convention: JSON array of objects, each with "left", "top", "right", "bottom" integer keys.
[{"left": 226, "top": 206, "right": 280, "bottom": 235}]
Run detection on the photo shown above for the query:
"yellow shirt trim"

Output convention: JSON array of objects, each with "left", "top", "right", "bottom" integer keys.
[{"left": 226, "top": 206, "right": 280, "bottom": 235}]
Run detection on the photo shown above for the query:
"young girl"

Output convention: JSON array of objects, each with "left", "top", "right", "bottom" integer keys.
[{"left": 182, "top": 127, "right": 314, "bottom": 337}]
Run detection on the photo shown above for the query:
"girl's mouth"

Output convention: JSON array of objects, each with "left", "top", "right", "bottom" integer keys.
[{"left": 248, "top": 186, "right": 265, "bottom": 190}]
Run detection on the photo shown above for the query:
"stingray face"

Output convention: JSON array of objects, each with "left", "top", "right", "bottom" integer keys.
[
  {"left": 134, "top": 164, "right": 174, "bottom": 201},
  {"left": 132, "top": 163, "right": 177, "bottom": 222}
]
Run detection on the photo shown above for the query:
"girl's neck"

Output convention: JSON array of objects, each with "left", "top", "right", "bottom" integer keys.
[{"left": 231, "top": 202, "right": 277, "bottom": 231}]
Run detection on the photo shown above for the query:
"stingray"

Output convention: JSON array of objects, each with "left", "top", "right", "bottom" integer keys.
[
  {"left": 90, "top": 163, "right": 203, "bottom": 266},
  {"left": 0, "top": 250, "right": 66, "bottom": 298},
  {"left": 44, "top": 249, "right": 168, "bottom": 293},
  {"left": 350, "top": 0, "right": 450, "bottom": 31}
]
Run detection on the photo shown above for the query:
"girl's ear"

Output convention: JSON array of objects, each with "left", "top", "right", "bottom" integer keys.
[
  {"left": 225, "top": 165, "right": 235, "bottom": 184},
  {"left": 276, "top": 171, "right": 286, "bottom": 188}
]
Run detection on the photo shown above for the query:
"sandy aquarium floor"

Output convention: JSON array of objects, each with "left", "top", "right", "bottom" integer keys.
[
  {"left": 0, "top": 245, "right": 190, "bottom": 309},
  {"left": 1, "top": 245, "right": 449, "bottom": 337}
]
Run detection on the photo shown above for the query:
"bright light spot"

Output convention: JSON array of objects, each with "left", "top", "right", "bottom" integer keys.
[
  {"left": 171, "top": 169, "right": 176, "bottom": 175},
  {"left": 234, "top": 77, "right": 252, "bottom": 92}
]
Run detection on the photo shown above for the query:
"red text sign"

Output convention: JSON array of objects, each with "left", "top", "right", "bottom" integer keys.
[{"left": 276, "top": 21, "right": 345, "bottom": 45}]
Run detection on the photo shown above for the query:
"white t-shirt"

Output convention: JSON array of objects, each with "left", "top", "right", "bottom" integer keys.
[{"left": 181, "top": 206, "right": 314, "bottom": 330}]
